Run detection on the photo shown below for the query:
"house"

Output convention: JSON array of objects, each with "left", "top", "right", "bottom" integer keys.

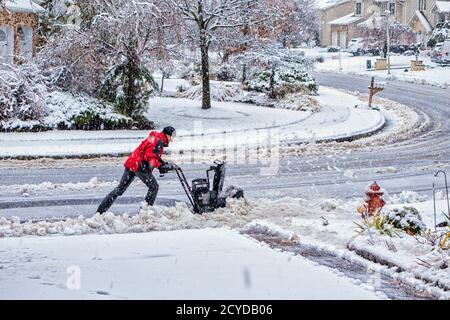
[
  {"left": 0, "top": 0, "right": 45, "bottom": 65},
  {"left": 319, "top": 0, "right": 450, "bottom": 48},
  {"left": 431, "top": 1, "right": 450, "bottom": 23},
  {"left": 318, "top": 0, "right": 355, "bottom": 47}
]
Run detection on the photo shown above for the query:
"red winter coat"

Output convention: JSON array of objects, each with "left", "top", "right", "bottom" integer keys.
[{"left": 124, "top": 131, "right": 168, "bottom": 172}]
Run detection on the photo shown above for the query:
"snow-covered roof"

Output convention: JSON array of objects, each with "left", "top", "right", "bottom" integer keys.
[
  {"left": 3, "top": 0, "right": 46, "bottom": 14},
  {"left": 328, "top": 13, "right": 364, "bottom": 25},
  {"left": 434, "top": 1, "right": 450, "bottom": 13},
  {"left": 413, "top": 10, "right": 433, "bottom": 33},
  {"left": 357, "top": 13, "right": 386, "bottom": 29},
  {"left": 316, "top": 0, "right": 350, "bottom": 10}
]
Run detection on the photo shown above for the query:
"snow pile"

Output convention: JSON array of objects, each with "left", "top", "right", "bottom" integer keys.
[
  {"left": 0, "top": 197, "right": 312, "bottom": 237},
  {"left": 435, "top": 191, "right": 450, "bottom": 201},
  {"left": 0, "top": 177, "right": 117, "bottom": 196},
  {"left": 348, "top": 235, "right": 450, "bottom": 293},
  {"left": 389, "top": 191, "right": 428, "bottom": 204},
  {"left": 0, "top": 202, "right": 193, "bottom": 237},
  {"left": 242, "top": 220, "right": 299, "bottom": 241},
  {"left": 320, "top": 199, "right": 344, "bottom": 212}
]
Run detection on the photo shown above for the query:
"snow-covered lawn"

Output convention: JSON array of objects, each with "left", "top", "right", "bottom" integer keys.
[
  {"left": 0, "top": 228, "right": 384, "bottom": 299},
  {"left": 0, "top": 86, "right": 384, "bottom": 158},
  {"left": 302, "top": 48, "right": 450, "bottom": 89}
]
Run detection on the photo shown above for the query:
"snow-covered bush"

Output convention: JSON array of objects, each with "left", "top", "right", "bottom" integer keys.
[
  {"left": 355, "top": 214, "right": 400, "bottom": 237},
  {"left": 387, "top": 206, "right": 426, "bottom": 235},
  {"left": 428, "top": 20, "right": 449, "bottom": 48},
  {"left": 179, "top": 82, "right": 242, "bottom": 102},
  {"left": 244, "top": 68, "right": 318, "bottom": 98},
  {"left": 213, "top": 63, "right": 240, "bottom": 82},
  {"left": 244, "top": 70, "right": 272, "bottom": 93},
  {"left": 180, "top": 63, "right": 202, "bottom": 85},
  {"left": 1, "top": 73, "right": 153, "bottom": 132},
  {"left": 278, "top": 69, "right": 319, "bottom": 94},
  {"left": 45, "top": 91, "right": 153, "bottom": 130},
  {"left": 100, "top": 63, "right": 158, "bottom": 120},
  {"left": 0, "top": 65, "right": 48, "bottom": 130}
]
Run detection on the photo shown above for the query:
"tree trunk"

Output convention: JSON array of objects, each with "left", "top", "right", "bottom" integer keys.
[
  {"left": 269, "top": 66, "right": 276, "bottom": 99},
  {"left": 241, "top": 64, "right": 247, "bottom": 84},
  {"left": 199, "top": 31, "right": 211, "bottom": 110},
  {"left": 126, "top": 46, "right": 140, "bottom": 118},
  {"left": 160, "top": 72, "right": 165, "bottom": 93}
]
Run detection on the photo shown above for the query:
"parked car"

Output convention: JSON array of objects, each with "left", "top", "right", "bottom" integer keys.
[
  {"left": 431, "top": 42, "right": 444, "bottom": 63},
  {"left": 327, "top": 46, "right": 340, "bottom": 52},
  {"left": 348, "top": 38, "right": 380, "bottom": 56},
  {"left": 389, "top": 44, "right": 409, "bottom": 54},
  {"left": 442, "top": 39, "right": 450, "bottom": 63},
  {"left": 348, "top": 38, "right": 365, "bottom": 56}
]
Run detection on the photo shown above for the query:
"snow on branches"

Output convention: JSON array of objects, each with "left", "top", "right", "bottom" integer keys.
[
  {"left": 163, "top": 0, "right": 285, "bottom": 109},
  {"left": 37, "top": 0, "right": 165, "bottom": 120},
  {"left": 428, "top": 20, "right": 449, "bottom": 47},
  {"left": 0, "top": 64, "right": 47, "bottom": 125},
  {"left": 357, "top": 18, "right": 416, "bottom": 49},
  {"left": 276, "top": 0, "right": 320, "bottom": 48},
  {"left": 230, "top": 46, "right": 318, "bottom": 98}
]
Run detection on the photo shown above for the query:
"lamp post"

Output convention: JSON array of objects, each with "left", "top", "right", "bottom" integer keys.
[
  {"left": 385, "top": 10, "right": 391, "bottom": 75},
  {"left": 338, "top": 46, "right": 342, "bottom": 71}
]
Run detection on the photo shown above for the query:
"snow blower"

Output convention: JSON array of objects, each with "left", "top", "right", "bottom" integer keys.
[{"left": 172, "top": 160, "right": 244, "bottom": 214}]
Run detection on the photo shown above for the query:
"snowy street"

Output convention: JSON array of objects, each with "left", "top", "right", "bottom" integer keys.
[{"left": 1, "top": 74, "right": 448, "bottom": 220}]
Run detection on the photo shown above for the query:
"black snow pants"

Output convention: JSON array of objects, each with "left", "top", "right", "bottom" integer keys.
[{"left": 96, "top": 165, "right": 159, "bottom": 214}]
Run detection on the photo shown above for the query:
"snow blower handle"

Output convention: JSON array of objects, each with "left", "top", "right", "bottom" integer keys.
[{"left": 172, "top": 164, "right": 197, "bottom": 212}]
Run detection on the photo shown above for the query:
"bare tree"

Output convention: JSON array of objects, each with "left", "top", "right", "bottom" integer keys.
[
  {"left": 277, "top": 0, "right": 320, "bottom": 48},
  {"left": 164, "top": 0, "right": 276, "bottom": 110}
]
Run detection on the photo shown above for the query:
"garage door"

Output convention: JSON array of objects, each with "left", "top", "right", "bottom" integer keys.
[
  {"left": 339, "top": 31, "right": 347, "bottom": 49},
  {"left": 0, "top": 29, "right": 7, "bottom": 63},
  {"left": 332, "top": 32, "right": 338, "bottom": 47}
]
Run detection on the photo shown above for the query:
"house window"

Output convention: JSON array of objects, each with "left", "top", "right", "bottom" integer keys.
[
  {"left": 0, "top": 30, "right": 6, "bottom": 42},
  {"left": 356, "top": 1, "right": 362, "bottom": 15},
  {"left": 19, "top": 28, "right": 26, "bottom": 42},
  {"left": 389, "top": 2, "right": 396, "bottom": 15},
  {"left": 419, "top": 0, "right": 426, "bottom": 11},
  {"left": 379, "top": 2, "right": 388, "bottom": 13}
]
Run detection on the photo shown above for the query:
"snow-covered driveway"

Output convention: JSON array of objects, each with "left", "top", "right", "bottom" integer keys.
[{"left": 0, "top": 228, "right": 384, "bottom": 299}]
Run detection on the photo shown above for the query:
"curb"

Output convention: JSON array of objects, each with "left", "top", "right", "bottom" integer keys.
[{"left": 347, "top": 242, "right": 450, "bottom": 293}]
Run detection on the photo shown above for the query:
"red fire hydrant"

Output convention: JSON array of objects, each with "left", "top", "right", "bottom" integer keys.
[{"left": 364, "top": 181, "right": 386, "bottom": 216}]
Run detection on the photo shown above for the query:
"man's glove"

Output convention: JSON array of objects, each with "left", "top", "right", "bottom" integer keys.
[{"left": 158, "top": 161, "right": 175, "bottom": 174}]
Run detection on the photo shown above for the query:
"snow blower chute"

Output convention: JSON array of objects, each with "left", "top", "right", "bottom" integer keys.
[{"left": 172, "top": 160, "right": 244, "bottom": 214}]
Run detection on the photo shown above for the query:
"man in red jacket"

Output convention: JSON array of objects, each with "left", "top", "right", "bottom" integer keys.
[{"left": 96, "top": 126, "right": 176, "bottom": 214}]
